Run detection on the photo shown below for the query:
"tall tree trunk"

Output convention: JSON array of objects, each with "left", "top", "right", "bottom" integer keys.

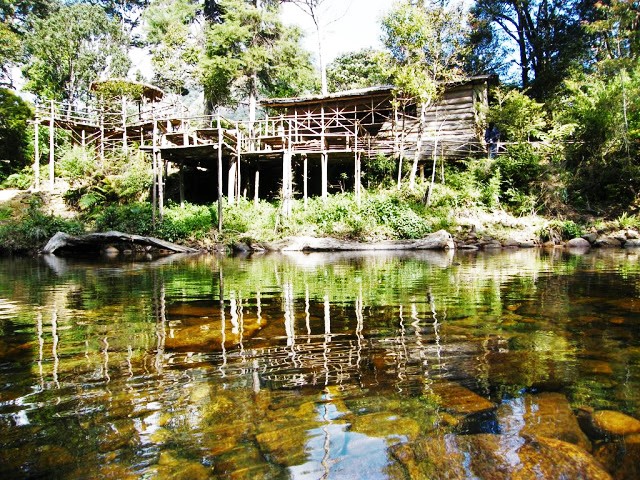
[{"left": 409, "top": 104, "right": 427, "bottom": 190}]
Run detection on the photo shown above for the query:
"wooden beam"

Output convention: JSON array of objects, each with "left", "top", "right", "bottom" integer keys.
[{"left": 321, "top": 152, "right": 328, "bottom": 200}]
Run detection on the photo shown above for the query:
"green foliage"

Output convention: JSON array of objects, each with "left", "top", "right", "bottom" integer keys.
[
  {"left": 0, "top": 88, "right": 34, "bottom": 181},
  {"left": 22, "top": 3, "right": 130, "bottom": 103},
  {"left": 60, "top": 149, "right": 152, "bottom": 214},
  {"left": 559, "top": 63, "right": 640, "bottom": 206},
  {"left": 537, "top": 220, "right": 584, "bottom": 242},
  {"left": 222, "top": 199, "right": 276, "bottom": 236},
  {"left": 1, "top": 166, "right": 34, "bottom": 189},
  {"left": 363, "top": 154, "right": 397, "bottom": 189},
  {"left": 201, "top": 0, "right": 316, "bottom": 110},
  {"left": 326, "top": 48, "right": 392, "bottom": 92},
  {"left": 93, "top": 202, "right": 154, "bottom": 235},
  {"left": 0, "top": 196, "right": 84, "bottom": 252},
  {"left": 143, "top": 0, "right": 200, "bottom": 94},
  {"left": 158, "top": 203, "right": 213, "bottom": 241},
  {"left": 615, "top": 212, "right": 640, "bottom": 230},
  {"left": 487, "top": 88, "right": 547, "bottom": 142}
]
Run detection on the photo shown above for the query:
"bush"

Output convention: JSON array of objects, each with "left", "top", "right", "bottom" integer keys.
[
  {"left": 0, "top": 198, "right": 85, "bottom": 252},
  {"left": 94, "top": 203, "right": 155, "bottom": 235},
  {"left": 537, "top": 220, "right": 584, "bottom": 242},
  {"left": 158, "top": 203, "right": 213, "bottom": 241}
]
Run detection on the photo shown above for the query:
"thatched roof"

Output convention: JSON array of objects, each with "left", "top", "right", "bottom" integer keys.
[{"left": 90, "top": 78, "right": 164, "bottom": 102}]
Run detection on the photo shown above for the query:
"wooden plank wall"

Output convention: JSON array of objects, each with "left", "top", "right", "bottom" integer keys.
[{"left": 371, "top": 83, "right": 486, "bottom": 160}]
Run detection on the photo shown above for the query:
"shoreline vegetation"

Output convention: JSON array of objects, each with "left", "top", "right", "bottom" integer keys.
[{"left": 2, "top": 186, "right": 640, "bottom": 257}]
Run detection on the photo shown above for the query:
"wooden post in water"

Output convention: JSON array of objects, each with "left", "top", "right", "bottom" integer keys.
[
  {"left": 217, "top": 114, "right": 223, "bottom": 232},
  {"left": 33, "top": 116, "right": 40, "bottom": 191},
  {"left": 49, "top": 100, "right": 55, "bottom": 191}
]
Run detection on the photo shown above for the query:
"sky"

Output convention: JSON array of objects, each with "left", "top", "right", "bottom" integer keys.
[{"left": 280, "top": 0, "right": 394, "bottom": 65}]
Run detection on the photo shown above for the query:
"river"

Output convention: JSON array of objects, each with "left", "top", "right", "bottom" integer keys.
[{"left": 0, "top": 249, "right": 639, "bottom": 479}]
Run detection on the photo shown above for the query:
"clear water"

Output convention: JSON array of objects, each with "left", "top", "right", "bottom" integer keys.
[{"left": 0, "top": 249, "right": 639, "bottom": 479}]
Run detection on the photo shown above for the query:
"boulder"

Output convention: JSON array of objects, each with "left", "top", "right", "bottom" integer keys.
[
  {"left": 592, "top": 410, "right": 640, "bottom": 437},
  {"left": 595, "top": 237, "right": 622, "bottom": 248},
  {"left": 623, "top": 239, "right": 640, "bottom": 248},
  {"left": 583, "top": 233, "right": 599, "bottom": 243},
  {"left": 567, "top": 237, "right": 591, "bottom": 249},
  {"left": 517, "top": 240, "right": 536, "bottom": 248},
  {"left": 626, "top": 229, "right": 640, "bottom": 239},
  {"left": 430, "top": 381, "right": 496, "bottom": 416},
  {"left": 497, "top": 392, "right": 591, "bottom": 451},
  {"left": 593, "top": 433, "right": 640, "bottom": 479}
]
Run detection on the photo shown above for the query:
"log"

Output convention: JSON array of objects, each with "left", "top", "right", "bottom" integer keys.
[{"left": 41, "top": 231, "right": 198, "bottom": 255}]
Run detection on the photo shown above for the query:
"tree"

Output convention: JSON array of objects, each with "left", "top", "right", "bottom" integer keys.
[
  {"left": 22, "top": 3, "right": 130, "bottom": 105},
  {"left": 382, "top": 0, "right": 469, "bottom": 193},
  {"left": 471, "top": 0, "right": 591, "bottom": 98},
  {"left": 201, "top": 0, "right": 316, "bottom": 120},
  {"left": 144, "top": 0, "right": 201, "bottom": 94},
  {"left": 326, "top": 48, "right": 392, "bottom": 92},
  {"left": 284, "top": 0, "right": 351, "bottom": 96},
  {"left": 0, "top": 0, "right": 52, "bottom": 87},
  {"left": 0, "top": 88, "right": 33, "bottom": 181}
]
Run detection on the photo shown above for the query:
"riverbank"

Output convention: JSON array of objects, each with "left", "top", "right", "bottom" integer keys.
[{"left": 1, "top": 188, "right": 638, "bottom": 255}]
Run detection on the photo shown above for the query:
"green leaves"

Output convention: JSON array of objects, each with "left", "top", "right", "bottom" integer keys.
[{"left": 22, "top": 3, "right": 130, "bottom": 103}]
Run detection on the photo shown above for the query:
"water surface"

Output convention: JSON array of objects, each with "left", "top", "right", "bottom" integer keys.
[{"left": 1, "top": 249, "right": 639, "bottom": 478}]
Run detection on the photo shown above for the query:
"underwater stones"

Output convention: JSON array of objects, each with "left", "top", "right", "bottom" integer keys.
[
  {"left": 430, "top": 381, "right": 496, "bottom": 416},
  {"left": 350, "top": 412, "right": 421, "bottom": 441},
  {"left": 593, "top": 433, "right": 640, "bottom": 479},
  {"left": 156, "top": 451, "right": 210, "bottom": 480},
  {"left": 390, "top": 434, "right": 612, "bottom": 480},
  {"left": 497, "top": 392, "right": 591, "bottom": 451},
  {"left": 255, "top": 424, "right": 313, "bottom": 467},
  {"left": 592, "top": 410, "right": 640, "bottom": 437}
]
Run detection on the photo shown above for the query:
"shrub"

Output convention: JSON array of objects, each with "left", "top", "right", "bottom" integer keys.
[
  {"left": 158, "top": 203, "right": 213, "bottom": 241},
  {"left": 538, "top": 220, "right": 584, "bottom": 242},
  {"left": 94, "top": 203, "right": 155, "bottom": 235},
  {"left": 0, "top": 198, "right": 84, "bottom": 252}
]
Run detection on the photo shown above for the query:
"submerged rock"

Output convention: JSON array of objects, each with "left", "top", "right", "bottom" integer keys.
[
  {"left": 593, "top": 433, "right": 640, "bottom": 479},
  {"left": 497, "top": 392, "right": 591, "bottom": 451},
  {"left": 390, "top": 434, "right": 612, "bottom": 480},
  {"left": 592, "top": 410, "right": 640, "bottom": 437},
  {"left": 430, "top": 381, "right": 496, "bottom": 416}
]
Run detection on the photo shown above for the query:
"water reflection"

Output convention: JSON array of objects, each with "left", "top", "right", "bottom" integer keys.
[{"left": 0, "top": 249, "right": 639, "bottom": 478}]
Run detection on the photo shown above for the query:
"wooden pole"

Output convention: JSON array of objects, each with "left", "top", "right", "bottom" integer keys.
[
  {"left": 236, "top": 134, "right": 241, "bottom": 204},
  {"left": 254, "top": 169, "right": 259, "bottom": 207},
  {"left": 303, "top": 153, "right": 308, "bottom": 208},
  {"left": 354, "top": 116, "right": 360, "bottom": 205},
  {"left": 100, "top": 105, "right": 105, "bottom": 165},
  {"left": 321, "top": 152, "right": 328, "bottom": 200},
  {"left": 122, "top": 96, "right": 127, "bottom": 156},
  {"left": 179, "top": 164, "right": 185, "bottom": 207},
  {"left": 49, "top": 100, "right": 55, "bottom": 191},
  {"left": 158, "top": 152, "right": 164, "bottom": 220},
  {"left": 152, "top": 113, "right": 158, "bottom": 227},
  {"left": 217, "top": 114, "right": 223, "bottom": 232},
  {"left": 34, "top": 117, "right": 40, "bottom": 191},
  {"left": 227, "top": 157, "right": 236, "bottom": 205}
]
